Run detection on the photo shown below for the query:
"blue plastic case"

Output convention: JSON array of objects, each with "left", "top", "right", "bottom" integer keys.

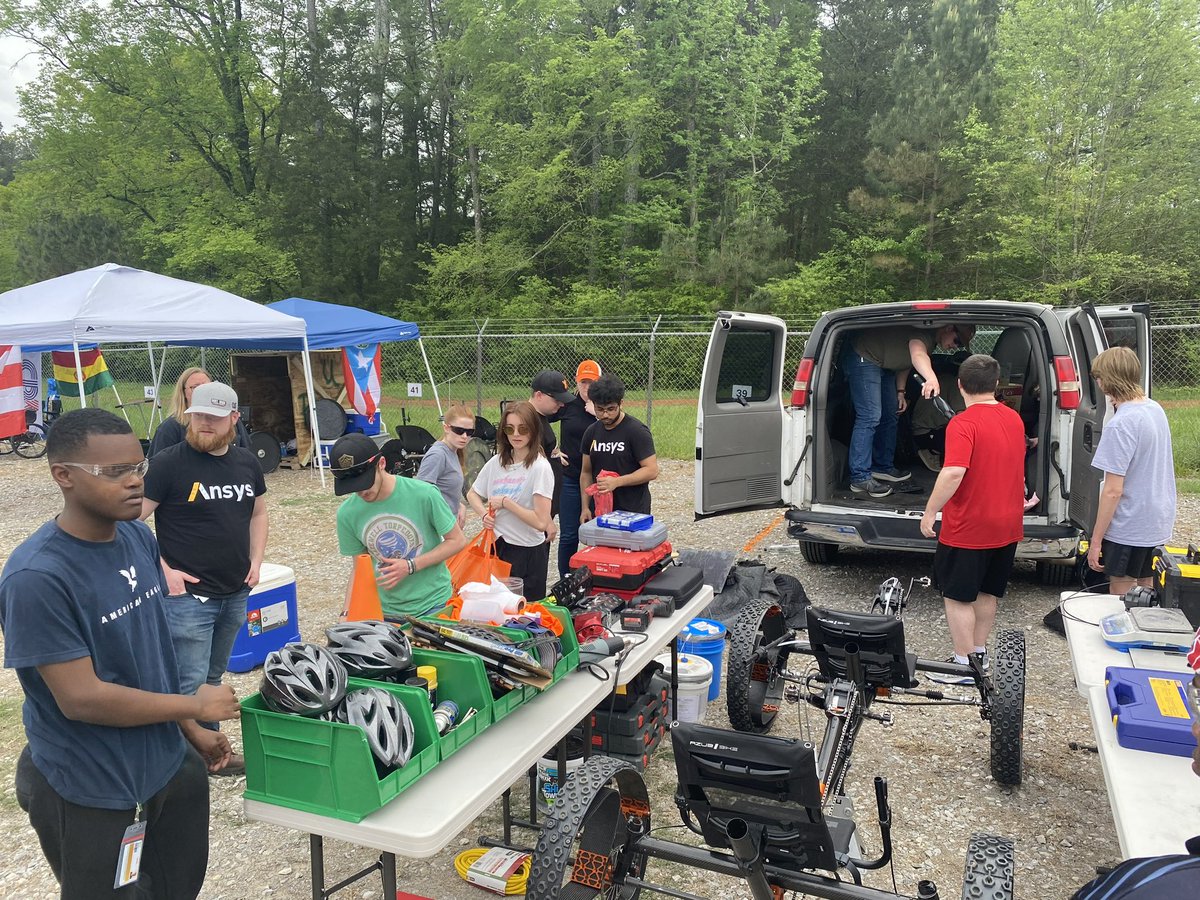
[{"left": 1105, "top": 666, "right": 1199, "bottom": 758}]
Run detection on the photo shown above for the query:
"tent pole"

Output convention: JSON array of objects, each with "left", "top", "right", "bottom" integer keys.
[
  {"left": 300, "top": 336, "right": 326, "bottom": 487},
  {"left": 418, "top": 337, "right": 442, "bottom": 418},
  {"left": 145, "top": 342, "right": 162, "bottom": 432},
  {"left": 71, "top": 342, "right": 88, "bottom": 410}
]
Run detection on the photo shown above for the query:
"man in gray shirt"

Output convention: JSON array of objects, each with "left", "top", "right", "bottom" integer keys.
[{"left": 1087, "top": 347, "right": 1176, "bottom": 595}]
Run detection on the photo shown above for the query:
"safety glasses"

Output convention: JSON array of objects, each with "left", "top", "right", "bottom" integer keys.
[
  {"left": 503, "top": 424, "right": 531, "bottom": 436},
  {"left": 448, "top": 425, "right": 476, "bottom": 437},
  {"left": 60, "top": 459, "right": 151, "bottom": 481}
]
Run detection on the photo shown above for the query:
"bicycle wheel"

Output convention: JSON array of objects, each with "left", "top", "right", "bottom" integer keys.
[
  {"left": 726, "top": 600, "right": 791, "bottom": 734},
  {"left": 0, "top": 437, "right": 12, "bottom": 455},
  {"left": 14, "top": 423, "right": 48, "bottom": 459}
]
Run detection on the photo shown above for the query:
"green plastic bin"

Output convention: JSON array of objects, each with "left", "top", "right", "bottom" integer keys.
[
  {"left": 410, "top": 648, "right": 494, "bottom": 758},
  {"left": 418, "top": 614, "right": 536, "bottom": 721},
  {"left": 242, "top": 678, "right": 439, "bottom": 822}
]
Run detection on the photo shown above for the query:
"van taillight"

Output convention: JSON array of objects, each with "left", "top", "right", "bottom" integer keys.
[
  {"left": 1054, "top": 356, "right": 1081, "bottom": 410},
  {"left": 791, "top": 359, "right": 815, "bottom": 407}
]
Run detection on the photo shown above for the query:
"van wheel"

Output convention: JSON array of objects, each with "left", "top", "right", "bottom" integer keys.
[
  {"left": 1035, "top": 560, "right": 1074, "bottom": 587},
  {"left": 799, "top": 541, "right": 839, "bottom": 564}
]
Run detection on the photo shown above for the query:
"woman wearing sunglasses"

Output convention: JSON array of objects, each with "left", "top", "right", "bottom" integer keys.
[
  {"left": 416, "top": 403, "right": 475, "bottom": 525},
  {"left": 467, "top": 401, "right": 554, "bottom": 602}
]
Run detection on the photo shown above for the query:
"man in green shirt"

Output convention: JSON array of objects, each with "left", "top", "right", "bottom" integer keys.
[{"left": 332, "top": 434, "right": 467, "bottom": 620}]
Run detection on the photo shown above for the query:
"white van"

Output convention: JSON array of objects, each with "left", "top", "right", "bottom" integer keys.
[{"left": 694, "top": 301, "right": 1150, "bottom": 584}]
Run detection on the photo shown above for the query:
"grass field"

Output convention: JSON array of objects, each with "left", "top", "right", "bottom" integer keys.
[{"left": 52, "top": 379, "right": 1199, "bottom": 482}]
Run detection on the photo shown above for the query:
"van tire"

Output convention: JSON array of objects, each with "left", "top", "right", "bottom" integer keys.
[
  {"left": 799, "top": 541, "right": 839, "bottom": 565},
  {"left": 1035, "top": 560, "right": 1074, "bottom": 587}
]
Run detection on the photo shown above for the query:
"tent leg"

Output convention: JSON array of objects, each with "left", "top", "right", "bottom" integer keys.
[
  {"left": 300, "top": 337, "right": 325, "bottom": 487},
  {"left": 419, "top": 338, "right": 442, "bottom": 419}
]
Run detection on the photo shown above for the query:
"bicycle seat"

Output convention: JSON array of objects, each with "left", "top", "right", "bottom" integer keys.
[
  {"left": 806, "top": 607, "right": 918, "bottom": 690},
  {"left": 671, "top": 722, "right": 842, "bottom": 872}
]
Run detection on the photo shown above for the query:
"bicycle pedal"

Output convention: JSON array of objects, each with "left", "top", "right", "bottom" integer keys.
[{"left": 784, "top": 683, "right": 801, "bottom": 704}]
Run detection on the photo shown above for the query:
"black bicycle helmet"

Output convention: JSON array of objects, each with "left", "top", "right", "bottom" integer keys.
[
  {"left": 338, "top": 687, "right": 415, "bottom": 768},
  {"left": 324, "top": 620, "right": 413, "bottom": 678},
  {"left": 260, "top": 642, "right": 348, "bottom": 716}
]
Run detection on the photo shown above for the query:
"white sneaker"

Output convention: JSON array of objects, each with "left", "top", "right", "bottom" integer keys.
[{"left": 926, "top": 656, "right": 976, "bottom": 685}]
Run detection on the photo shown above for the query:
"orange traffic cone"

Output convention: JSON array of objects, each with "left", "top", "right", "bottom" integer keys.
[{"left": 344, "top": 553, "right": 384, "bottom": 621}]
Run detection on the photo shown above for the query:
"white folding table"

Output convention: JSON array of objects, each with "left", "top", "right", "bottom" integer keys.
[{"left": 244, "top": 584, "right": 715, "bottom": 898}]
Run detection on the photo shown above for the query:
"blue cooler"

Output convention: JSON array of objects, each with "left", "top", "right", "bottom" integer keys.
[
  {"left": 679, "top": 618, "right": 727, "bottom": 702},
  {"left": 227, "top": 563, "right": 301, "bottom": 673},
  {"left": 346, "top": 411, "right": 382, "bottom": 436}
]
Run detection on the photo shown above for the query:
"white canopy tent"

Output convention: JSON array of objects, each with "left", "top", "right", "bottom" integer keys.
[{"left": 0, "top": 263, "right": 328, "bottom": 482}]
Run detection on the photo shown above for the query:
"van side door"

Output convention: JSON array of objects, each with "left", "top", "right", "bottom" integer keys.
[
  {"left": 1064, "top": 309, "right": 1109, "bottom": 532},
  {"left": 695, "top": 313, "right": 786, "bottom": 515}
]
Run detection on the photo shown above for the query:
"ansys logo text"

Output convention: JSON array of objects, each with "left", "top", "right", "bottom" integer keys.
[{"left": 187, "top": 481, "right": 256, "bottom": 502}]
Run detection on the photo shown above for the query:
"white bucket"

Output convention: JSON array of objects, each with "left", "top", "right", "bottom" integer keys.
[
  {"left": 654, "top": 653, "right": 713, "bottom": 724},
  {"left": 536, "top": 734, "right": 586, "bottom": 811}
]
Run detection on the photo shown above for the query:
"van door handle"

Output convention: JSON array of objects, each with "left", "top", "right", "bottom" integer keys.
[
  {"left": 1083, "top": 422, "right": 1094, "bottom": 453},
  {"left": 1049, "top": 440, "right": 1069, "bottom": 501}
]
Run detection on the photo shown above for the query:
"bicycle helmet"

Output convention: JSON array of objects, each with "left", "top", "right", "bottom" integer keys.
[
  {"left": 324, "top": 620, "right": 413, "bottom": 678},
  {"left": 339, "top": 687, "right": 415, "bottom": 768},
  {"left": 260, "top": 642, "right": 348, "bottom": 716}
]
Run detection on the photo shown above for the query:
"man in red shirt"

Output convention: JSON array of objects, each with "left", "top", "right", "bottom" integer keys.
[{"left": 919, "top": 354, "right": 1026, "bottom": 683}]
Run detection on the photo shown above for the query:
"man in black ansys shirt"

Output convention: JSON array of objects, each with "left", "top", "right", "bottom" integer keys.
[
  {"left": 579, "top": 373, "right": 659, "bottom": 519},
  {"left": 142, "top": 382, "right": 267, "bottom": 778}
]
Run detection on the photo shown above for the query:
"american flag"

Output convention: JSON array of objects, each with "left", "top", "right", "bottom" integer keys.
[{"left": 342, "top": 344, "right": 382, "bottom": 419}]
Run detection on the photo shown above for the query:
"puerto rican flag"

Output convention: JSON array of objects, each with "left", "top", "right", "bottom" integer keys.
[
  {"left": 0, "top": 345, "right": 25, "bottom": 439},
  {"left": 343, "top": 344, "right": 382, "bottom": 419}
]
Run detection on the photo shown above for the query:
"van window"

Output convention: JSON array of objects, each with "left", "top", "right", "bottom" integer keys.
[
  {"left": 715, "top": 330, "right": 776, "bottom": 404},
  {"left": 1102, "top": 316, "right": 1139, "bottom": 350},
  {"left": 1067, "top": 318, "right": 1099, "bottom": 408}
]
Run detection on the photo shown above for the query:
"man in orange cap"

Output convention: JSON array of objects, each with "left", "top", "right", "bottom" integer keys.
[{"left": 552, "top": 360, "right": 601, "bottom": 577}]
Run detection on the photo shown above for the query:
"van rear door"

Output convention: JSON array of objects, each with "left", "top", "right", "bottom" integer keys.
[
  {"left": 1063, "top": 308, "right": 1109, "bottom": 532},
  {"left": 1096, "top": 303, "right": 1152, "bottom": 394},
  {"left": 695, "top": 312, "right": 787, "bottom": 516}
]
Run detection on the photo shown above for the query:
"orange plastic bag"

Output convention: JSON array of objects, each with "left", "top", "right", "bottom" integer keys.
[{"left": 446, "top": 527, "right": 512, "bottom": 592}]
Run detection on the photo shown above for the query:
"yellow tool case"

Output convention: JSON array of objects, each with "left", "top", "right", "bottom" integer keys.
[{"left": 1153, "top": 544, "right": 1200, "bottom": 628}]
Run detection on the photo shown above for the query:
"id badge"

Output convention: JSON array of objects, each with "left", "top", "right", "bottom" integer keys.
[{"left": 114, "top": 820, "right": 146, "bottom": 888}]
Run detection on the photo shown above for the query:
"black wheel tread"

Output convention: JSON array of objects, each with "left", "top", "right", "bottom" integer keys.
[
  {"left": 989, "top": 629, "right": 1025, "bottom": 786},
  {"left": 726, "top": 600, "right": 788, "bottom": 734},
  {"left": 961, "top": 832, "right": 1015, "bottom": 900},
  {"left": 800, "top": 541, "right": 839, "bottom": 564}
]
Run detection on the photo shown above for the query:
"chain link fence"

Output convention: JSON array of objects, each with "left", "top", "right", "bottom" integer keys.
[{"left": 58, "top": 307, "right": 1200, "bottom": 473}]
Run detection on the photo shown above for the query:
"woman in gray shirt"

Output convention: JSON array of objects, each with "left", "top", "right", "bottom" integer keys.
[{"left": 416, "top": 403, "right": 475, "bottom": 524}]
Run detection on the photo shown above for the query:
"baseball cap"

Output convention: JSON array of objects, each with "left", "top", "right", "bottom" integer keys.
[
  {"left": 575, "top": 360, "right": 602, "bottom": 383},
  {"left": 531, "top": 370, "right": 573, "bottom": 404},
  {"left": 184, "top": 382, "right": 238, "bottom": 417},
  {"left": 330, "top": 433, "right": 382, "bottom": 496}
]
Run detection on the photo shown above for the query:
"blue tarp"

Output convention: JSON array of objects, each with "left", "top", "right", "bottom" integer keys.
[{"left": 171, "top": 297, "right": 420, "bottom": 350}]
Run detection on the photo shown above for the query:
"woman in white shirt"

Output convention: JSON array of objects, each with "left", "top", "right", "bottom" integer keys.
[{"left": 468, "top": 401, "right": 554, "bottom": 601}]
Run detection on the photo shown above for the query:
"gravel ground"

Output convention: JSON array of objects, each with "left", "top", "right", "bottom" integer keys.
[{"left": 0, "top": 454, "right": 1197, "bottom": 900}]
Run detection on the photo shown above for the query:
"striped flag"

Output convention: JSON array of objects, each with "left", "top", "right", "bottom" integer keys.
[
  {"left": 52, "top": 348, "right": 115, "bottom": 397},
  {"left": 342, "top": 344, "right": 382, "bottom": 419},
  {"left": 0, "top": 345, "right": 25, "bottom": 439}
]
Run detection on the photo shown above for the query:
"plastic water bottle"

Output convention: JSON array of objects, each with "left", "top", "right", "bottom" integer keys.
[{"left": 432, "top": 700, "right": 459, "bottom": 735}]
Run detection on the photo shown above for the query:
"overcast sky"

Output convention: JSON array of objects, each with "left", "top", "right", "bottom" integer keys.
[{"left": 0, "top": 33, "right": 40, "bottom": 128}]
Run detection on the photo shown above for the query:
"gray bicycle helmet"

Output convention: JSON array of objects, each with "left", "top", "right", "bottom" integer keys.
[
  {"left": 324, "top": 620, "right": 413, "bottom": 678},
  {"left": 338, "top": 687, "right": 415, "bottom": 768},
  {"left": 260, "top": 642, "right": 348, "bottom": 716}
]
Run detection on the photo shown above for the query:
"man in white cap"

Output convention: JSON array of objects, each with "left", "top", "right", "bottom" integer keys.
[{"left": 141, "top": 382, "right": 267, "bottom": 777}]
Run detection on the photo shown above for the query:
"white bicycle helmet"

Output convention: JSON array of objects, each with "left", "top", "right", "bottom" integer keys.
[
  {"left": 338, "top": 687, "right": 415, "bottom": 768},
  {"left": 260, "top": 642, "right": 348, "bottom": 716},
  {"left": 324, "top": 620, "right": 413, "bottom": 678}
]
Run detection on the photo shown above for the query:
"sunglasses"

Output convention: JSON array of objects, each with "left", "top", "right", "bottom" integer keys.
[
  {"left": 448, "top": 425, "right": 475, "bottom": 437},
  {"left": 503, "top": 424, "right": 531, "bottom": 436},
  {"left": 60, "top": 459, "right": 151, "bottom": 481}
]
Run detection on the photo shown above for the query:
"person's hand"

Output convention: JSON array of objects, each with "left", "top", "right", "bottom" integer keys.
[
  {"left": 1087, "top": 541, "right": 1103, "bottom": 572},
  {"left": 1191, "top": 720, "right": 1199, "bottom": 778},
  {"left": 580, "top": 507, "right": 594, "bottom": 525},
  {"left": 594, "top": 474, "right": 620, "bottom": 494},
  {"left": 377, "top": 557, "right": 410, "bottom": 589},
  {"left": 195, "top": 683, "right": 240, "bottom": 722},
  {"left": 245, "top": 561, "right": 261, "bottom": 589},
  {"left": 547, "top": 519, "right": 558, "bottom": 543},
  {"left": 897, "top": 391, "right": 908, "bottom": 414},
  {"left": 164, "top": 565, "right": 200, "bottom": 597},
  {"left": 920, "top": 376, "right": 940, "bottom": 399},
  {"left": 919, "top": 511, "right": 937, "bottom": 539},
  {"left": 186, "top": 727, "right": 233, "bottom": 773}
]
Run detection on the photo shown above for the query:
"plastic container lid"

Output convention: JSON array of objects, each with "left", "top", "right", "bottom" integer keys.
[
  {"left": 679, "top": 617, "right": 727, "bottom": 644},
  {"left": 654, "top": 653, "right": 713, "bottom": 683}
]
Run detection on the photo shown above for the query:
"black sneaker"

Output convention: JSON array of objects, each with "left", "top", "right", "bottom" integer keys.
[
  {"left": 872, "top": 468, "right": 912, "bottom": 483},
  {"left": 851, "top": 478, "right": 893, "bottom": 498}
]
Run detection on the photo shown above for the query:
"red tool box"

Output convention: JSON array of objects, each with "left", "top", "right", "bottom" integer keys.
[{"left": 569, "top": 542, "right": 673, "bottom": 591}]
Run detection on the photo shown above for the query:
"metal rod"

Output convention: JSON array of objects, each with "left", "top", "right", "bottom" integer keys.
[
  {"left": 309, "top": 834, "right": 324, "bottom": 900},
  {"left": 725, "top": 818, "right": 774, "bottom": 900}
]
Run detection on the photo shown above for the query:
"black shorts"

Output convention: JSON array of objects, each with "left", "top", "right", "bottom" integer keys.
[
  {"left": 1100, "top": 539, "right": 1155, "bottom": 580},
  {"left": 933, "top": 542, "right": 1018, "bottom": 603}
]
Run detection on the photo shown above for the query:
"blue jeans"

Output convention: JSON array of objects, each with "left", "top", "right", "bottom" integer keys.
[
  {"left": 557, "top": 477, "right": 583, "bottom": 578},
  {"left": 162, "top": 585, "right": 250, "bottom": 730},
  {"left": 841, "top": 343, "right": 899, "bottom": 484}
]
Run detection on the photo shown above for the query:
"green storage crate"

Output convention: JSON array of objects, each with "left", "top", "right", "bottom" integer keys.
[
  {"left": 410, "top": 648, "right": 494, "bottom": 758},
  {"left": 242, "top": 678, "right": 439, "bottom": 822},
  {"left": 543, "top": 604, "right": 580, "bottom": 683},
  {"left": 417, "top": 614, "right": 537, "bottom": 721}
]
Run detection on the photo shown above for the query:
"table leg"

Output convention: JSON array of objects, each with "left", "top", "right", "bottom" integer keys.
[
  {"left": 670, "top": 636, "right": 679, "bottom": 720},
  {"left": 310, "top": 834, "right": 325, "bottom": 900},
  {"left": 381, "top": 852, "right": 397, "bottom": 897},
  {"left": 501, "top": 786, "right": 512, "bottom": 845},
  {"left": 528, "top": 763, "right": 539, "bottom": 825}
]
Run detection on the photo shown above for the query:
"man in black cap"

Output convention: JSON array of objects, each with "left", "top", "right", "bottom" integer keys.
[
  {"left": 331, "top": 433, "right": 466, "bottom": 621},
  {"left": 528, "top": 370, "right": 573, "bottom": 534}
]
